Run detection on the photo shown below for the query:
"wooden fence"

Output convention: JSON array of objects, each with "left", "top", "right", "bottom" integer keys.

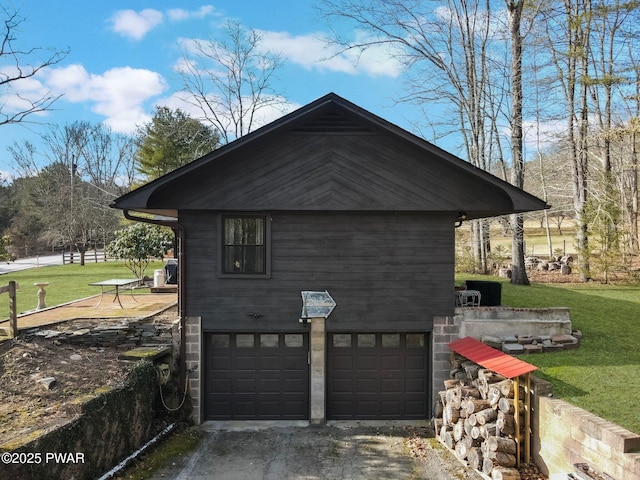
[
  {"left": 0, "top": 281, "right": 18, "bottom": 338},
  {"left": 62, "top": 250, "right": 110, "bottom": 265}
]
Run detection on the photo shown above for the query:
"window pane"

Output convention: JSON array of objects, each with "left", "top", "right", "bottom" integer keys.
[
  {"left": 332, "top": 334, "right": 351, "bottom": 348},
  {"left": 211, "top": 334, "right": 230, "bottom": 348},
  {"left": 357, "top": 334, "right": 376, "bottom": 348},
  {"left": 223, "top": 245, "right": 265, "bottom": 273},
  {"left": 406, "top": 334, "right": 425, "bottom": 348},
  {"left": 381, "top": 334, "right": 400, "bottom": 348},
  {"left": 260, "top": 334, "right": 279, "bottom": 348},
  {"left": 223, "top": 216, "right": 266, "bottom": 274},
  {"left": 285, "top": 334, "right": 303, "bottom": 348},
  {"left": 236, "top": 334, "right": 254, "bottom": 348},
  {"left": 224, "top": 217, "right": 264, "bottom": 245}
]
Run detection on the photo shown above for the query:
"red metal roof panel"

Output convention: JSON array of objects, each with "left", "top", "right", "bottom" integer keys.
[{"left": 449, "top": 337, "right": 537, "bottom": 378}]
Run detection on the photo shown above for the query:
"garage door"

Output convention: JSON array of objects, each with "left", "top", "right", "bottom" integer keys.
[
  {"left": 327, "top": 332, "right": 429, "bottom": 420},
  {"left": 204, "top": 332, "right": 309, "bottom": 420}
]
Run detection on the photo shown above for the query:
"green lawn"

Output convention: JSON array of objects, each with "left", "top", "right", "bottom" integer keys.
[
  {"left": 459, "top": 274, "right": 640, "bottom": 435},
  {"left": 0, "top": 260, "right": 165, "bottom": 318}
]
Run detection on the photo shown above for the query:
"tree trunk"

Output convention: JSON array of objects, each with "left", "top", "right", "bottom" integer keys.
[{"left": 506, "top": 0, "right": 529, "bottom": 286}]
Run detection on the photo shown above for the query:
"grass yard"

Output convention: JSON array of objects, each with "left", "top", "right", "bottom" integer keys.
[
  {"left": 0, "top": 260, "right": 166, "bottom": 319},
  {"left": 459, "top": 274, "right": 640, "bottom": 435}
]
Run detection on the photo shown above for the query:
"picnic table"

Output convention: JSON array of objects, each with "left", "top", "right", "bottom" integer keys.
[{"left": 89, "top": 278, "right": 141, "bottom": 308}]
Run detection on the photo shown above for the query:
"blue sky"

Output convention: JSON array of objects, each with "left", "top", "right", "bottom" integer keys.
[{"left": 0, "top": 0, "right": 435, "bottom": 178}]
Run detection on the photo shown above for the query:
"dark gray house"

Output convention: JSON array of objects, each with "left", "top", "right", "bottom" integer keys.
[{"left": 112, "top": 93, "right": 547, "bottom": 424}]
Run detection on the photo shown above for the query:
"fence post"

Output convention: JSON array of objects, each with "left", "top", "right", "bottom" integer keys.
[{"left": 8, "top": 280, "right": 17, "bottom": 338}]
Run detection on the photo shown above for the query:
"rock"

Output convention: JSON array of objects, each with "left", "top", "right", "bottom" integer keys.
[
  {"left": 517, "top": 335, "right": 535, "bottom": 345},
  {"left": 37, "top": 377, "right": 56, "bottom": 390},
  {"left": 69, "top": 354, "right": 83, "bottom": 361},
  {"left": 502, "top": 343, "right": 525, "bottom": 355},
  {"left": 523, "top": 344, "right": 543, "bottom": 354},
  {"left": 551, "top": 334, "right": 578, "bottom": 344},
  {"left": 481, "top": 335, "right": 503, "bottom": 349},
  {"left": 542, "top": 343, "right": 564, "bottom": 352}
]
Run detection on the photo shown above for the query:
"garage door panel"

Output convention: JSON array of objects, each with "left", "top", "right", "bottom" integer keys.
[
  {"left": 283, "top": 356, "right": 305, "bottom": 369},
  {"left": 235, "top": 356, "right": 256, "bottom": 370},
  {"left": 380, "top": 356, "right": 402, "bottom": 370},
  {"left": 235, "top": 379, "right": 256, "bottom": 392},
  {"left": 354, "top": 355, "right": 378, "bottom": 370},
  {"left": 355, "top": 378, "right": 378, "bottom": 392},
  {"left": 260, "top": 355, "right": 282, "bottom": 369},
  {"left": 330, "top": 355, "right": 353, "bottom": 370},
  {"left": 406, "top": 401, "right": 427, "bottom": 416},
  {"left": 327, "top": 332, "right": 429, "bottom": 420},
  {"left": 205, "top": 332, "right": 309, "bottom": 420},
  {"left": 355, "top": 401, "right": 378, "bottom": 417},
  {"left": 331, "top": 378, "right": 353, "bottom": 392},
  {"left": 405, "top": 355, "right": 426, "bottom": 370},
  {"left": 258, "top": 379, "right": 282, "bottom": 392},
  {"left": 210, "top": 379, "right": 231, "bottom": 391},
  {"left": 381, "top": 378, "right": 402, "bottom": 392},
  {"left": 210, "top": 356, "right": 231, "bottom": 370},
  {"left": 406, "top": 380, "right": 426, "bottom": 394},
  {"left": 284, "top": 378, "right": 305, "bottom": 391}
]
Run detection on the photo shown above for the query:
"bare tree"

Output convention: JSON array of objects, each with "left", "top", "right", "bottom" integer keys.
[
  {"left": 178, "top": 20, "right": 286, "bottom": 144},
  {"left": 8, "top": 122, "right": 135, "bottom": 260},
  {"left": 319, "top": 0, "right": 519, "bottom": 273},
  {"left": 0, "top": 6, "right": 68, "bottom": 126},
  {"left": 506, "top": 0, "right": 529, "bottom": 284}
]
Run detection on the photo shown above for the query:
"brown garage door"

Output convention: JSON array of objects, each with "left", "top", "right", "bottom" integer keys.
[
  {"left": 204, "top": 332, "right": 309, "bottom": 420},
  {"left": 327, "top": 332, "right": 429, "bottom": 420}
]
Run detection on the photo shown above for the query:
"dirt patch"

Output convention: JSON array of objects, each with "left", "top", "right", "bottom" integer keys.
[{"left": 0, "top": 306, "right": 178, "bottom": 448}]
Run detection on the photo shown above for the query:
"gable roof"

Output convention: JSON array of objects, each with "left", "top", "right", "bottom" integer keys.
[{"left": 112, "top": 93, "right": 548, "bottom": 219}]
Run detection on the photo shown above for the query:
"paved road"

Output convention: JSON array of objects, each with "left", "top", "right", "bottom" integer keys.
[
  {"left": 146, "top": 423, "right": 484, "bottom": 480},
  {"left": 0, "top": 255, "right": 63, "bottom": 275}
]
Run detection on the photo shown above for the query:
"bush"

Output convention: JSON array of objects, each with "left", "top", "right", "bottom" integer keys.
[{"left": 106, "top": 223, "right": 173, "bottom": 279}]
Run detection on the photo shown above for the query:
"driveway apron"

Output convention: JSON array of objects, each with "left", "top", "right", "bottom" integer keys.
[{"left": 148, "top": 423, "right": 484, "bottom": 480}]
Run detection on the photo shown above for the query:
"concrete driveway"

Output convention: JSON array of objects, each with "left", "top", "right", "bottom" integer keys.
[{"left": 148, "top": 422, "right": 484, "bottom": 480}]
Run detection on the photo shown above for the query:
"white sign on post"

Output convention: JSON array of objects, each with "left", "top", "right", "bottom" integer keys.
[{"left": 300, "top": 290, "right": 336, "bottom": 320}]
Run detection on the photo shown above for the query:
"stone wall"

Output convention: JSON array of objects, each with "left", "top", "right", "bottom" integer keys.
[
  {"left": 531, "top": 377, "right": 640, "bottom": 480},
  {"left": 1, "top": 361, "right": 173, "bottom": 480},
  {"left": 457, "top": 306, "right": 571, "bottom": 340}
]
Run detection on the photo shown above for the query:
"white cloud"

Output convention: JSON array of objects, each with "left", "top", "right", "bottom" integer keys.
[
  {"left": 167, "top": 5, "right": 216, "bottom": 22},
  {"left": 0, "top": 66, "right": 54, "bottom": 119},
  {"left": 522, "top": 119, "right": 567, "bottom": 153},
  {"left": 158, "top": 91, "right": 301, "bottom": 140},
  {"left": 110, "top": 9, "right": 164, "bottom": 40},
  {"left": 111, "top": 6, "right": 216, "bottom": 40},
  {"left": 45, "top": 64, "right": 167, "bottom": 133},
  {"left": 258, "top": 30, "right": 403, "bottom": 78}
]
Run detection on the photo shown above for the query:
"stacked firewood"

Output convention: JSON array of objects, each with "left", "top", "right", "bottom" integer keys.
[{"left": 434, "top": 354, "right": 524, "bottom": 480}]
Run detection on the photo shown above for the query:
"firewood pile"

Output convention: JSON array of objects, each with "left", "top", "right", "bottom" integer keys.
[{"left": 434, "top": 353, "right": 528, "bottom": 480}]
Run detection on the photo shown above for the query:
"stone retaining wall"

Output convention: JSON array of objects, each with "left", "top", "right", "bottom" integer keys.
[
  {"left": 457, "top": 306, "right": 572, "bottom": 339},
  {"left": 1, "top": 361, "right": 174, "bottom": 480}
]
